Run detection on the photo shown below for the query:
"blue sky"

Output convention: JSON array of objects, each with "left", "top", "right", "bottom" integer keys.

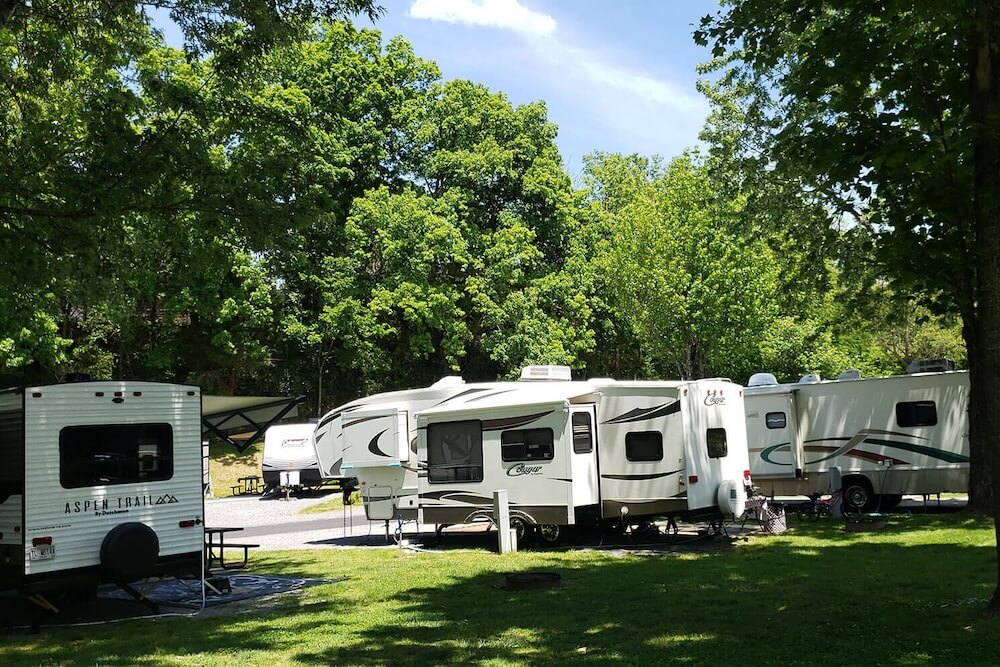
[
  {"left": 370, "top": 0, "right": 721, "bottom": 178},
  {"left": 152, "top": 0, "right": 722, "bottom": 178}
]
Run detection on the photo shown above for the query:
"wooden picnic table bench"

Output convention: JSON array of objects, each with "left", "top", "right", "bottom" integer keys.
[{"left": 205, "top": 526, "right": 259, "bottom": 571}]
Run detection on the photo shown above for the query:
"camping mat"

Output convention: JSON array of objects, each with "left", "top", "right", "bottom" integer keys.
[{"left": 98, "top": 573, "right": 341, "bottom": 609}]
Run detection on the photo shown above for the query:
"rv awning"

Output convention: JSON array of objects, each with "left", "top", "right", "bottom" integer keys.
[{"left": 202, "top": 395, "right": 307, "bottom": 452}]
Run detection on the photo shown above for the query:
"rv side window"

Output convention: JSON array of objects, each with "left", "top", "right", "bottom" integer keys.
[
  {"left": 707, "top": 428, "right": 728, "bottom": 458},
  {"left": 625, "top": 432, "right": 663, "bottom": 462},
  {"left": 427, "top": 420, "right": 483, "bottom": 484},
  {"left": 765, "top": 412, "right": 786, "bottom": 429},
  {"left": 896, "top": 401, "right": 938, "bottom": 427},
  {"left": 59, "top": 423, "right": 173, "bottom": 489},
  {"left": 501, "top": 428, "right": 554, "bottom": 461},
  {"left": 571, "top": 412, "right": 593, "bottom": 454}
]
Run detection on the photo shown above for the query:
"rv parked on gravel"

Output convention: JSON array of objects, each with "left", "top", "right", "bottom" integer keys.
[
  {"left": 744, "top": 362, "right": 969, "bottom": 512},
  {"left": 0, "top": 381, "right": 204, "bottom": 593},
  {"left": 314, "top": 367, "right": 752, "bottom": 542},
  {"left": 261, "top": 422, "right": 324, "bottom": 492}
]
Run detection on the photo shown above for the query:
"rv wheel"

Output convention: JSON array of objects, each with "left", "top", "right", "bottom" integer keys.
[
  {"left": 100, "top": 522, "right": 159, "bottom": 582},
  {"left": 842, "top": 477, "right": 876, "bottom": 513},
  {"left": 536, "top": 524, "right": 561, "bottom": 546},
  {"left": 509, "top": 517, "right": 531, "bottom": 545}
]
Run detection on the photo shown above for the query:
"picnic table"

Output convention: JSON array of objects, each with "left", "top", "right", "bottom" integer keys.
[
  {"left": 231, "top": 475, "right": 263, "bottom": 496},
  {"left": 205, "top": 526, "right": 259, "bottom": 571}
]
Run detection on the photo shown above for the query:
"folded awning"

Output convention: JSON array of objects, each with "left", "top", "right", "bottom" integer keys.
[{"left": 202, "top": 395, "right": 307, "bottom": 452}]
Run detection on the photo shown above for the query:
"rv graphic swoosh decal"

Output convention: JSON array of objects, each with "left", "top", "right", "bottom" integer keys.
[
  {"left": 346, "top": 415, "right": 388, "bottom": 429},
  {"left": 601, "top": 469, "right": 683, "bottom": 481},
  {"left": 482, "top": 411, "right": 553, "bottom": 431},
  {"left": 431, "top": 387, "right": 493, "bottom": 407},
  {"left": 862, "top": 438, "right": 969, "bottom": 464},
  {"left": 317, "top": 405, "right": 361, "bottom": 429},
  {"left": 760, "top": 429, "right": 963, "bottom": 466},
  {"left": 463, "top": 389, "right": 517, "bottom": 404},
  {"left": 603, "top": 401, "right": 681, "bottom": 425},
  {"left": 368, "top": 429, "right": 391, "bottom": 458},
  {"left": 419, "top": 491, "right": 493, "bottom": 504}
]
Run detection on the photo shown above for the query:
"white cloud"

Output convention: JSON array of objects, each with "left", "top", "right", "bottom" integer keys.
[
  {"left": 541, "top": 41, "right": 707, "bottom": 116},
  {"left": 408, "top": 0, "right": 557, "bottom": 36}
]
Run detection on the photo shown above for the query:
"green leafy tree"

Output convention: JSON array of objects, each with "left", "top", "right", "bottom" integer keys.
[{"left": 697, "top": 0, "right": 1000, "bottom": 612}]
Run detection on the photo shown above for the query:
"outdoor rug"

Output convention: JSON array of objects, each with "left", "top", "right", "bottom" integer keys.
[{"left": 98, "top": 573, "right": 342, "bottom": 609}]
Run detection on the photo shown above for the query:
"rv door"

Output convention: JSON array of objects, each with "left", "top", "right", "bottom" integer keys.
[
  {"left": 787, "top": 390, "right": 804, "bottom": 478},
  {"left": 569, "top": 405, "right": 600, "bottom": 511}
]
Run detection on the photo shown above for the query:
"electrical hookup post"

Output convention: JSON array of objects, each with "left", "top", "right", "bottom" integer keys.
[{"left": 493, "top": 490, "right": 517, "bottom": 554}]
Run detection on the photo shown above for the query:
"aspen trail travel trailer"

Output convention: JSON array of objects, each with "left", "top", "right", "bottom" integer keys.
[
  {"left": 312, "top": 376, "right": 504, "bottom": 521},
  {"left": 744, "top": 368, "right": 969, "bottom": 511},
  {"left": 415, "top": 372, "right": 751, "bottom": 543},
  {"left": 0, "top": 381, "right": 204, "bottom": 593},
  {"left": 261, "top": 422, "right": 324, "bottom": 491}
]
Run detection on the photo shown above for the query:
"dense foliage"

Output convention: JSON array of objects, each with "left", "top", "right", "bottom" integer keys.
[{"left": 1, "top": 3, "right": 965, "bottom": 417}]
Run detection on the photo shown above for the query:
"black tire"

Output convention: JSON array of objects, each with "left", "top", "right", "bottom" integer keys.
[
  {"left": 510, "top": 516, "right": 532, "bottom": 545},
  {"left": 536, "top": 524, "right": 562, "bottom": 546},
  {"left": 878, "top": 494, "right": 903, "bottom": 511},
  {"left": 842, "top": 476, "right": 877, "bottom": 513},
  {"left": 100, "top": 522, "right": 159, "bottom": 582}
]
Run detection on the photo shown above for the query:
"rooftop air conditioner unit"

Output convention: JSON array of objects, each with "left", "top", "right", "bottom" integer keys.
[
  {"left": 748, "top": 373, "right": 779, "bottom": 387},
  {"left": 519, "top": 366, "right": 573, "bottom": 382},
  {"left": 905, "top": 358, "right": 956, "bottom": 374}
]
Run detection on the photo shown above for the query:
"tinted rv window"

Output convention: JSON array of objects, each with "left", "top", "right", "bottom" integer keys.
[
  {"left": 707, "top": 428, "right": 728, "bottom": 458},
  {"left": 625, "top": 432, "right": 663, "bottom": 462},
  {"left": 765, "top": 412, "right": 786, "bottom": 429},
  {"left": 59, "top": 423, "right": 173, "bottom": 489},
  {"left": 427, "top": 420, "right": 483, "bottom": 484},
  {"left": 896, "top": 401, "right": 938, "bottom": 427},
  {"left": 572, "top": 412, "right": 594, "bottom": 453},
  {"left": 501, "top": 428, "right": 554, "bottom": 461}
]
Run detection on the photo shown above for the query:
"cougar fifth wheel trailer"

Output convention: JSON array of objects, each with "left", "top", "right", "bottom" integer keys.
[
  {"left": 312, "top": 376, "right": 503, "bottom": 521},
  {"left": 414, "top": 369, "right": 751, "bottom": 543},
  {"left": 0, "top": 381, "right": 204, "bottom": 594},
  {"left": 744, "top": 365, "right": 969, "bottom": 512}
]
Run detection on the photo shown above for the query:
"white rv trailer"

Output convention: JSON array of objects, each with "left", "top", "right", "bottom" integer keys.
[
  {"left": 0, "top": 381, "right": 204, "bottom": 593},
  {"left": 744, "top": 368, "right": 969, "bottom": 511},
  {"left": 261, "top": 422, "right": 324, "bottom": 490},
  {"left": 314, "top": 367, "right": 751, "bottom": 539},
  {"left": 414, "top": 371, "right": 751, "bottom": 542},
  {"left": 312, "top": 376, "right": 504, "bottom": 521}
]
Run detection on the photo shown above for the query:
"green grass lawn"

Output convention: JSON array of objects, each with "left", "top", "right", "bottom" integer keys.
[
  {"left": 207, "top": 440, "right": 263, "bottom": 498},
  {"left": 297, "top": 492, "right": 361, "bottom": 515},
  {"left": 4, "top": 515, "right": 999, "bottom": 666}
]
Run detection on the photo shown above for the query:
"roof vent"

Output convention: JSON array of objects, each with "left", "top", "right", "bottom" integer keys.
[
  {"left": 430, "top": 376, "right": 465, "bottom": 389},
  {"left": 837, "top": 369, "right": 863, "bottom": 381},
  {"left": 748, "top": 373, "right": 779, "bottom": 387},
  {"left": 519, "top": 366, "right": 572, "bottom": 382},
  {"left": 799, "top": 373, "right": 822, "bottom": 384},
  {"left": 906, "top": 358, "right": 955, "bottom": 374}
]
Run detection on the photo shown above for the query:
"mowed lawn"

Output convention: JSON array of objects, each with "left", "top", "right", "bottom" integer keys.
[{"left": 4, "top": 515, "right": 999, "bottom": 666}]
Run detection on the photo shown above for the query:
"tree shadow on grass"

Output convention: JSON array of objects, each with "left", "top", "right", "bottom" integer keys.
[{"left": 290, "top": 539, "right": 1000, "bottom": 666}]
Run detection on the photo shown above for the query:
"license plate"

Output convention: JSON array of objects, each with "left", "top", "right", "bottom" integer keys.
[{"left": 29, "top": 545, "right": 55, "bottom": 560}]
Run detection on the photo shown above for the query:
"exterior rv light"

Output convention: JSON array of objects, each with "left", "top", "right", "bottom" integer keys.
[
  {"left": 112, "top": 397, "right": 125, "bottom": 404},
  {"left": 688, "top": 475, "right": 699, "bottom": 484},
  {"left": 133, "top": 391, "right": 142, "bottom": 397},
  {"left": 95, "top": 391, "right": 104, "bottom": 397},
  {"left": 743, "top": 470, "right": 751, "bottom": 480},
  {"left": 31, "top": 392, "right": 41, "bottom": 398},
  {"left": 114, "top": 391, "right": 123, "bottom": 397},
  {"left": 178, "top": 519, "right": 201, "bottom": 528},
  {"left": 187, "top": 390, "right": 195, "bottom": 395},
  {"left": 32, "top": 537, "right": 52, "bottom": 547}
]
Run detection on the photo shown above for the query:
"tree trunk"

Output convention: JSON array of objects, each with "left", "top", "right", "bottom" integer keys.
[
  {"left": 963, "top": 308, "right": 993, "bottom": 513},
  {"left": 971, "top": 0, "right": 1000, "bottom": 616}
]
